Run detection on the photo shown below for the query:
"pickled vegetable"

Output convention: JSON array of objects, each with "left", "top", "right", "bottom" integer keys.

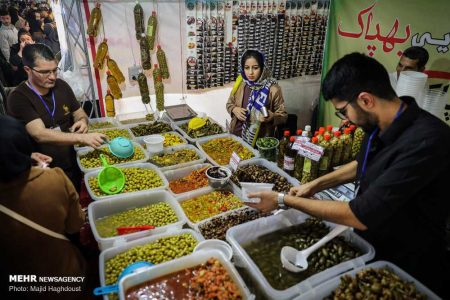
[
  {"left": 256, "top": 137, "right": 279, "bottom": 162},
  {"left": 79, "top": 146, "right": 145, "bottom": 169},
  {"left": 129, "top": 121, "right": 172, "bottom": 137},
  {"left": 152, "top": 64, "right": 161, "bottom": 83},
  {"left": 105, "top": 233, "right": 198, "bottom": 285},
  {"left": 155, "top": 75, "right": 164, "bottom": 111},
  {"left": 137, "top": 72, "right": 150, "bottom": 104},
  {"left": 277, "top": 130, "right": 290, "bottom": 168},
  {"left": 161, "top": 132, "right": 185, "bottom": 147},
  {"left": 88, "top": 121, "right": 116, "bottom": 130},
  {"left": 95, "top": 202, "right": 177, "bottom": 238},
  {"left": 106, "top": 70, "right": 122, "bottom": 99},
  {"left": 87, "top": 3, "right": 102, "bottom": 37},
  {"left": 169, "top": 167, "right": 209, "bottom": 194},
  {"left": 104, "top": 89, "right": 115, "bottom": 117},
  {"left": 231, "top": 164, "right": 293, "bottom": 193},
  {"left": 157, "top": 45, "right": 170, "bottom": 79},
  {"left": 340, "top": 128, "right": 353, "bottom": 164},
  {"left": 179, "top": 119, "right": 224, "bottom": 138},
  {"left": 181, "top": 191, "right": 243, "bottom": 223},
  {"left": 139, "top": 34, "right": 151, "bottom": 70},
  {"left": 301, "top": 136, "right": 319, "bottom": 183},
  {"left": 146, "top": 11, "right": 157, "bottom": 50},
  {"left": 93, "top": 39, "right": 108, "bottom": 69},
  {"left": 95, "top": 128, "right": 132, "bottom": 140},
  {"left": 119, "top": 114, "right": 154, "bottom": 125},
  {"left": 351, "top": 127, "right": 365, "bottom": 159},
  {"left": 201, "top": 137, "right": 254, "bottom": 165},
  {"left": 318, "top": 134, "right": 333, "bottom": 177},
  {"left": 88, "top": 167, "right": 164, "bottom": 197},
  {"left": 134, "top": 2, "right": 145, "bottom": 40},
  {"left": 148, "top": 149, "right": 199, "bottom": 167},
  {"left": 106, "top": 56, "right": 125, "bottom": 83},
  {"left": 330, "top": 131, "right": 344, "bottom": 169}
]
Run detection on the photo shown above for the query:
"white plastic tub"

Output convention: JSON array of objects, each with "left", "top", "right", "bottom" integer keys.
[
  {"left": 88, "top": 117, "right": 120, "bottom": 130},
  {"left": 147, "top": 144, "right": 207, "bottom": 171},
  {"left": 115, "top": 111, "right": 155, "bottom": 126},
  {"left": 99, "top": 229, "right": 204, "bottom": 300},
  {"left": 230, "top": 158, "right": 300, "bottom": 194},
  {"left": 294, "top": 261, "right": 441, "bottom": 300},
  {"left": 118, "top": 249, "right": 254, "bottom": 300},
  {"left": 76, "top": 142, "right": 149, "bottom": 173},
  {"left": 88, "top": 190, "right": 187, "bottom": 251},
  {"left": 163, "top": 163, "right": 212, "bottom": 197},
  {"left": 174, "top": 116, "right": 227, "bottom": 144},
  {"left": 226, "top": 209, "right": 375, "bottom": 300},
  {"left": 134, "top": 131, "right": 187, "bottom": 149},
  {"left": 83, "top": 163, "right": 168, "bottom": 201},
  {"left": 176, "top": 184, "right": 244, "bottom": 232},
  {"left": 196, "top": 133, "right": 260, "bottom": 167}
]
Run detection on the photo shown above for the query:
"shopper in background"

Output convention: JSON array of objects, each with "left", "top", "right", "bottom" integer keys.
[
  {"left": 0, "top": 115, "right": 86, "bottom": 300},
  {"left": 247, "top": 53, "right": 450, "bottom": 297},
  {"left": 7, "top": 43, "right": 106, "bottom": 192},
  {"left": 389, "top": 46, "right": 429, "bottom": 89},
  {"left": 10, "top": 29, "right": 34, "bottom": 85},
  {"left": 0, "top": 9, "right": 18, "bottom": 62},
  {"left": 42, "top": 22, "right": 60, "bottom": 56},
  {"left": 226, "top": 49, "right": 287, "bottom": 144},
  {"left": 39, "top": 6, "right": 53, "bottom": 24}
]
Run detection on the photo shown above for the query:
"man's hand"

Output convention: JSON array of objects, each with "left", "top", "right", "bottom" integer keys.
[
  {"left": 31, "top": 152, "right": 52, "bottom": 168},
  {"left": 245, "top": 191, "right": 278, "bottom": 213},
  {"left": 289, "top": 182, "right": 317, "bottom": 198},
  {"left": 232, "top": 107, "right": 248, "bottom": 122},
  {"left": 70, "top": 120, "right": 88, "bottom": 133},
  {"left": 79, "top": 132, "right": 107, "bottom": 148}
]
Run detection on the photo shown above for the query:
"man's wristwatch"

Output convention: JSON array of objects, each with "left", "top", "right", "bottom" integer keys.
[{"left": 277, "top": 193, "right": 288, "bottom": 209}]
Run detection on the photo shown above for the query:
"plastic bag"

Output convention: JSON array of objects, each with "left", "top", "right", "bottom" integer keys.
[
  {"left": 58, "top": 52, "right": 85, "bottom": 101},
  {"left": 240, "top": 182, "right": 274, "bottom": 203}
]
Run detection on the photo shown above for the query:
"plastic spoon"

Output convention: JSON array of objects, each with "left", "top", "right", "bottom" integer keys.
[{"left": 280, "top": 224, "right": 349, "bottom": 273}]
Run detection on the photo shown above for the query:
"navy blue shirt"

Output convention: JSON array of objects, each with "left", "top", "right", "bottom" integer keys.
[{"left": 349, "top": 96, "right": 450, "bottom": 295}]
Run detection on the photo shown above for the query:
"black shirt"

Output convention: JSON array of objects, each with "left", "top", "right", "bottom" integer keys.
[{"left": 349, "top": 96, "right": 450, "bottom": 295}]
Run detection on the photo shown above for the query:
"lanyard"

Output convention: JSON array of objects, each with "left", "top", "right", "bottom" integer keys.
[
  {"left": 27, "top": 81, "right": 56, "bottom": 124},
  {"left": 360, "top": 101, "right": 405, "bottom": 180}
]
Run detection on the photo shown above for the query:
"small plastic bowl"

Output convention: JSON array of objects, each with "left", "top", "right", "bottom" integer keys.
[
  {"left": 108, "top": 137, "right": 134, "bottom": 158},
  {"left": 194, "top": 239, "right": 233, "bottom": 261},
  {"left": 205, "top": 166, "right": 231, "bottom": 189}
]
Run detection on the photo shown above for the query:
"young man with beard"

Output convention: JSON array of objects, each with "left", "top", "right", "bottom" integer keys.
[
  {"left": 7, "top": 43, "right": 105, "bottom": 191},
  {"left": 246, "top": 53, "right": 450, "bottom": 297}
]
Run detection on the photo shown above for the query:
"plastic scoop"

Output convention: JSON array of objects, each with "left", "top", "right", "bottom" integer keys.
[
  {"left": 97, "top": 154, "right": 125, "bottom": 195},
  {"left": 105, "top": 137, "right": 134, "bottom": 158},
  {"left": 280, "top": 224, "right": 349, "bottom": 273},
  {"left": 188, "top": 117, "right": 207, "bottom": 130},
  {"left": 93, "top": 261, "right": 153, "bottom": 295},
  {"left": 116, "top": 225, "right": 155, "bottom": 235}
]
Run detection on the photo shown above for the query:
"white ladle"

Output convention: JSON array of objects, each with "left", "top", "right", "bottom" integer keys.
[{"left": 280, "top": 224, "right": 349, "bottom": 273}]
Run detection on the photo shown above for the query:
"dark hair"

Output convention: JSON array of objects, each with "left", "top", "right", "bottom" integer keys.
[
  {"left": 241, "top": 49, "right": 264, "bottom": 71},
  {"left": 22, "top": 43, "right": 55, "bottom": 68},
  {"left": 0, "top": 9, "right": 9, "bottom": 16},
  {"left": 18, "top": 28, "right": 31, "bottom": 40},
  {"left": 402, "top": 46, "right": 429, "bottom": 70},
  {"left": 322, "top": 52, "right": 396, "bottom": 102}
]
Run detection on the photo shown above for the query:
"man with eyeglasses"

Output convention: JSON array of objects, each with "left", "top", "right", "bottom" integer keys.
[
  {"left": 6, "top": 43, "right": 106, "bottom": 191},
  {"left": 246, "top": 53, "right": 450, "bottom": 297}
]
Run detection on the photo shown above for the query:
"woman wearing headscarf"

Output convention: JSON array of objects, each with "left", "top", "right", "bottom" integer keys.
[
  {"left": 0, "top": 116, "right": 87, "bottom": 299},
  {"left": 226, "top": 49, "right": 287, "bottom": 147}
]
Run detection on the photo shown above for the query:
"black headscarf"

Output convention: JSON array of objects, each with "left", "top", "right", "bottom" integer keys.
[{"left": 0, "top": 116, "right": 32, "bottom": 182}]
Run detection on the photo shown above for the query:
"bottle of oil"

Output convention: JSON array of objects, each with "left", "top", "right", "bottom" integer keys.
[
  {"left": 340, "top": 128, "right": 353, "bottom": 164},
  {"left": 106, "top": 56, "right": 125, "bottom": 84},
  {"left": 283, "top": 136, "right": 296, "bottom": 176},
  {"left": 146, "top": 11, "right": 157, "bottom": 50},
  {"left": 155, "top": 75, "right": 164, "bottom": 111},
  {"left": 153, "top": 64, "right": 162, "bottom": 83},
  {"left": 277, "top": 130, "right": 290, "bottom": 168},
  {"left": 134, "top": 1, "right": 145, "bottom": 40},
  {"left": 138, "top": 73, "right": 150, "bottom": 104},
  {"left": 157, "top": 45, "right": 170, "bottom": 79},
  {"left": 293, "top": 131, "right": 309, "bottom": 181},
  {"left": 318, "top": 134, "right": 333, "bottom": 177},
  {"left": 140, "top": 34, "right": 152, "bottom": 70},
  {"left": 351, "top": 127, "right": 365, "bottom": 159},
  {"left": 93, "top": 39, "right": 108, "bottom": 69},
  {"left": 87, "top": 3, "right": 102, "bottom": 37},
  {"left": 106, "top": 71, "right": 122, "bottom": 99},
  {"left": 330, "top": 131, "right": 344, "bottom": 169},
  {"left": 104, "top": 89, "right": 115, "bottom": 117}
]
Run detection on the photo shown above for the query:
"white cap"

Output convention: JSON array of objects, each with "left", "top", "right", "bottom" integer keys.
[
  {"left": 301, "top": 131, "right": 309, "bottom": 137},
  {"left": 304, "top": 125, "right": 311, "bottom": 131}
]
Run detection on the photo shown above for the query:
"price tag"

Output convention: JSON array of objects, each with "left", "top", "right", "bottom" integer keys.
[
  {"left": 298, "top": 141, "right": 324, "bottom": 162},
  {"left": 292, "top": 137, "right": 309, "bottom": 150},
  {"left": 229, "top": 151, "right": 241, "bottom": 171}
]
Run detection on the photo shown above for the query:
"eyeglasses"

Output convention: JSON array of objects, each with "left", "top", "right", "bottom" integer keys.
[
  {"left": 29, "top": 67, "right": 60, "bottom": 77},
  {"left": 334, "top": 101, "right": 352, "bottom": 120}
]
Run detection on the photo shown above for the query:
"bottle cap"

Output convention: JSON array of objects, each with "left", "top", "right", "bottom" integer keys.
[
  {"left": 141, "top": 33, "right": 146, "bottom": 38},
  {"left": 301, "top": 131, "right": 308, "bottom": 137},
  {"left": 157, "top": 75, "right": 162, "bottom": 81},
  {"left": 96, "top": 3, "right": 101, "bottom": 8},
  {"left": 324, "top": 134, "right": 331, "bottom": 141},
  {"left": 314, "top": 131, "right": 319, "bottom": 136},
  {"left": 311, "top": 137, "right": 318, "bottom": 143},
  {"left": 106, "top": 70, "right": 111, "bottom": 75},
  {"left": 157, "top": 45, "right": 161, "bottom": 50},
  {"left": 296, "top": 129, "right": 303, "bottom": 135},
  {"left": 283, "top": 130, "right": 290, "bottom": 137},
  {"left": 103, "top": 38, "right": 108, "bottom": 42},
  {"left": 334, "top": 131, "right": 341, "bottom": 137},
  {"left": 289, "top": 136, "right": 296, "bottom": 142},
  {"left": 107, "top": 89, "right": 111, "bottom": 93},
  {"left": 344, "top": 128, "right": 351, "bottom": 134},
  {"left": 319, "top": 128, "right": 325, "bottom": 134},
  {"left": 152, "top": 11, "right": 156, "bottom": 16},
  {"left": 154, "top": 64, "right": 158, "bottom": 68},
  {"left": 106, "top": 55, "right": 110, "bottom": 59},
  {"left": 304, "top": 125, "right": 311, "bottom": 132},
  {"left": 349, "top": 125, "right": 356, "bottom": 131},
  {"left": 326, "top": 125, "right": 333, "bottom": 131}
]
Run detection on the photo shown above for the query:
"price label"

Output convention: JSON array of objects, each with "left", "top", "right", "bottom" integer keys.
[
  {"left": 298, "top": 141, "right": 324, "bottom": 162},
  {"left": 292, "top": 137, "right": 309, "bottom": 151},
  {"left": 229, "top": 151, "right": 241, "bottom": 171}
]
